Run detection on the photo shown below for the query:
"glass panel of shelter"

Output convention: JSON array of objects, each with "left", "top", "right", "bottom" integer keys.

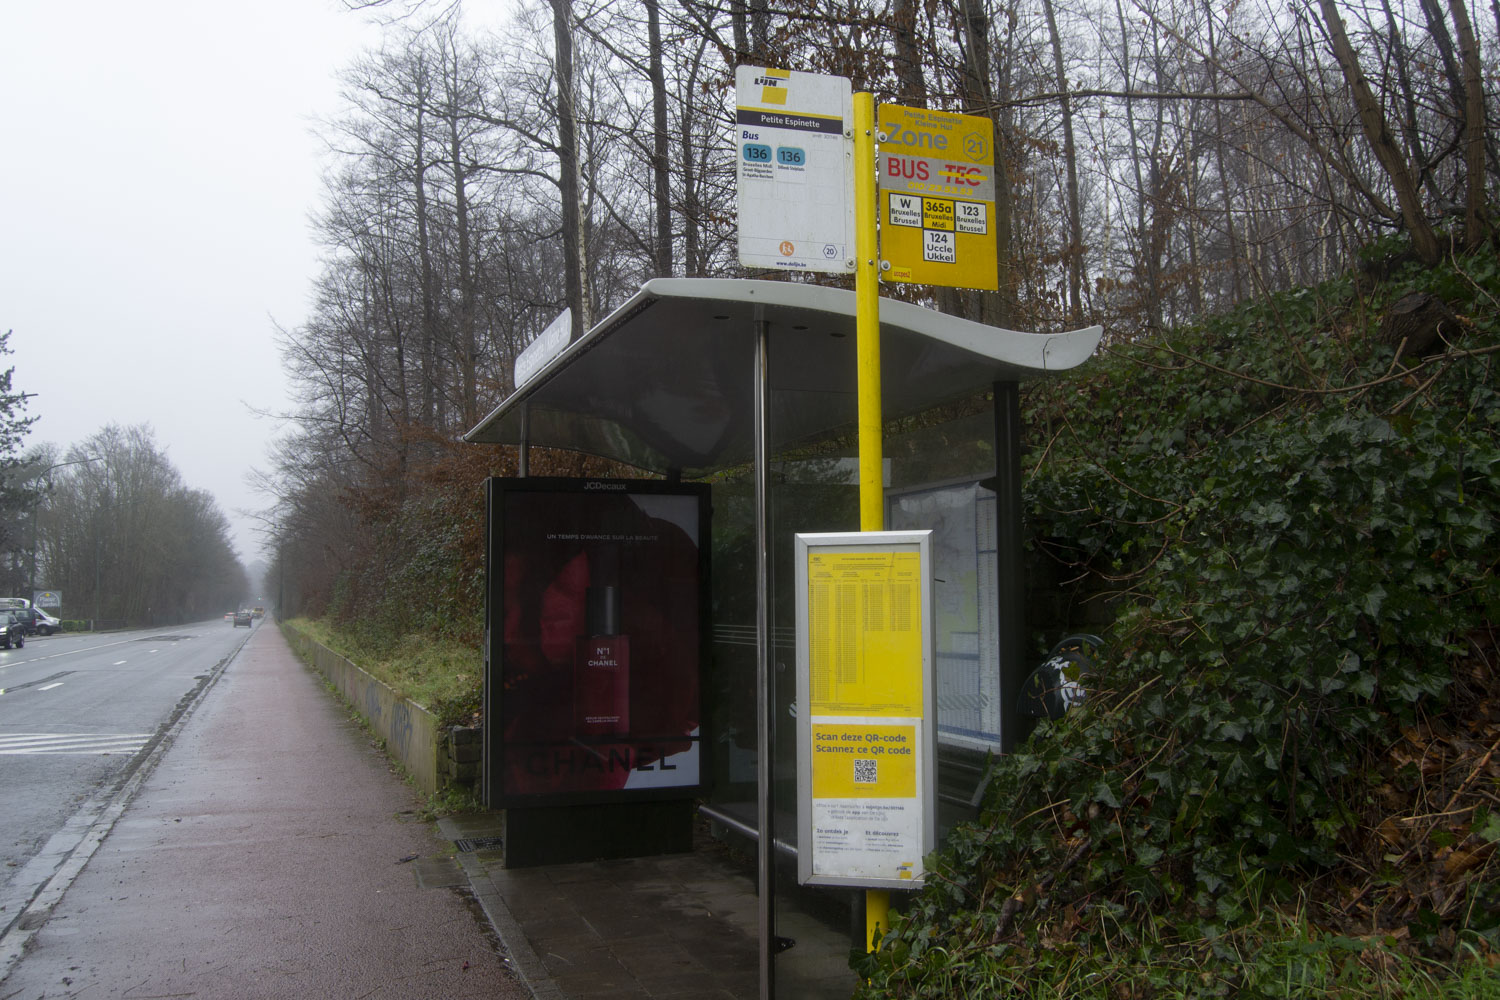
[{"left": 703, "top": 394, "right": 1005, "bottom": 997}]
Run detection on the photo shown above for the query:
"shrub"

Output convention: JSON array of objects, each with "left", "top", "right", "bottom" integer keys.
[{"left": 856, "top": 248, "right": 1500, "bottom": 996}]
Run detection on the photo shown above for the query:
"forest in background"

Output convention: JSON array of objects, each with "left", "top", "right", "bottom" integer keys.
[
  {"left": 261, "top": 0, "right": 1496, "bottom": 633},
  {"left": 23, "top": 426, "right": 250, "bottom": 625}
]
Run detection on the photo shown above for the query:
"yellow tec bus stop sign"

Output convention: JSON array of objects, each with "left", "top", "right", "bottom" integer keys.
[{"left": 877, "top": 105, "right": 998, "bottom": 291}]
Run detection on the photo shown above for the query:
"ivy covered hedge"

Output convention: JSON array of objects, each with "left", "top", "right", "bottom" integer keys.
[{"left": 856, "top": 245, "right": 1500, "bottom": 996}]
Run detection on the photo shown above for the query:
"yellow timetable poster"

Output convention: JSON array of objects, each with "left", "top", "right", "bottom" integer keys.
[
  {"left": 796, "top": 532, "right": 934, "bottom": 888},
  {"left": 806, "top": 550, "right": 924, "bottom": 717},
  {"left": 809, "top": 720, "right": 924, "bottom": 882}
]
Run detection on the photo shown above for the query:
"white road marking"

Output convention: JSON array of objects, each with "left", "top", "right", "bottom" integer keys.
[
  {"left": 0, "top": 733, "right": 152, "bottom": 755},
  {"left": 37, "top": 683, "right": 63, "bottom": 691}
]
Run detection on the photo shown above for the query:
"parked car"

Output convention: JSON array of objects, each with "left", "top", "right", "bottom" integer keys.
[
  {"left": 0, "top": 612, "right": 26, "bottom": 649},
  {"left": 6, "top": 606, "right": 40, "bottom": 636},
  {"left": 233, "top": 610, "right": 253, "bottom": 628},
  {"left": 31, "top": 608, "right": 61, "bottom": 635}
]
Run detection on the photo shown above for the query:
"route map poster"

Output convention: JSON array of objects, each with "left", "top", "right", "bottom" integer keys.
[
  {"left": 795, "top": 531, "right": 936, "bottom": 888},
  {"left": 484, "top": 477, "right": 709, "bottom": 806}
]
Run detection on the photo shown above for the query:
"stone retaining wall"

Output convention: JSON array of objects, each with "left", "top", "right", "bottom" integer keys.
[{"left": 280, "top": 622, "right": 447, "bottom": 796}]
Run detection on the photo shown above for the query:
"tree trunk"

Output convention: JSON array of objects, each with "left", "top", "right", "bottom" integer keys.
[
  {"left": 551, "top": 0, "right": 589, "bottom": 339},
  {"left": 1318, "top": 0, "right": 1441, "bottom": 265},
  {"left": 413, "top": 97, "right": 438, "bottom": 431},
  {"left": 645, "top": 0, "right": 674, "bottom": 277},
  {"left": 1377, "top": 291, "right": 1460, "bottom": 358},
  {"left": 731, "top": 0, "right": 749, "bottom": 64},
  {"left": 1042, "top": 0, "right": 1084, "bottom": 322},
  {"left": 448, "top": 96, "right": 476, "bottom": 428},
  {"left": 1204, "top": 2, "right": 1242, "bottom": 301},
  {"left": 1380, "top": 0, "right": 1440, "bottom": 205},
  {"left": 750, "top": 0, "right": 770, "bottom": 63},
  {"left": 680, "top": 37, "right": 709, "bottom": 276},
  {"left": 956, "top": 0, "right": 1013, "bottom": 325},
  {"left": 1445, "top": 0, "right": 1490, "bottom": 250},
  {"left": 1116, "top": 0, "right": 1160, "bottom": 328},
  {"left": 892, "top": 0, "right": 925, "bottom": 106}
]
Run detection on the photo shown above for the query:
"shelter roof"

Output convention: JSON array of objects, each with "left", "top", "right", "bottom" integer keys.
[{"left": 464, "top": 278, "right": 1102, "bottom": 477}]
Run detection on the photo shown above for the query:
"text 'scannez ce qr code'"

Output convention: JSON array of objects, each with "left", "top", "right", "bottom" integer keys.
[{"left": 853, "top": 758, "right": 878, "bottom": 784}]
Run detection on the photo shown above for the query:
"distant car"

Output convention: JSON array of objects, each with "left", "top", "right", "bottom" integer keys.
[
  {"left": 0, "top": 612, "right": 26, "bottom": 649},
  {"left": 233, "top": 610, "right": 253, "bottom": 628},
  {"left": 7, "top": 607, "right": 40, "bottom": 636},
  {"left": 31, "top": 608, "right": 60, "bottom": 635},
  {"left": 252, "top": 607, "right": 265, "bottom": 619}
]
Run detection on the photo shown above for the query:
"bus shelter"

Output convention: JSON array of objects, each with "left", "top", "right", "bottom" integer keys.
[{"left": 465, "top": 277, "right": 1101, "bottom": 996}]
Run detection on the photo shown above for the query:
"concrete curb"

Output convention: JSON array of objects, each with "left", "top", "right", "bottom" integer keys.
[{"left": 456, "top": 851, "right": 562, "bottom": 1000}]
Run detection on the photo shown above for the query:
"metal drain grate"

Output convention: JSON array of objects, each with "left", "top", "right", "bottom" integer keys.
[{"left": 454, "top": 836, "right": 505, "bottom": 852}]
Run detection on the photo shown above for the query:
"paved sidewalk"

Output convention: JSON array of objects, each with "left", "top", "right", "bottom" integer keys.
[
  {"left": 440, "top": 815, "right": 858, "bottom": 1000},
  {"left": 0, "top": 623, "right": 525, "bottom": 999}
]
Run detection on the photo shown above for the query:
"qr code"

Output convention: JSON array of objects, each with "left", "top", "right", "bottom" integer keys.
[{"left": 853, "top": 758, "right": 878, "bottom": 784}]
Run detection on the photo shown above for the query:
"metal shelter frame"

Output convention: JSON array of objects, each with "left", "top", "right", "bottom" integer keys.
[{"left": 466, "top": 277, "right": 1101, "bottom": 997}]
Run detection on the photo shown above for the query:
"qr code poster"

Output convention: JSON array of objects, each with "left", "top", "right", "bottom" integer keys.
[
  {"left": 807, "top": 720, "right": 925, "bottom": 884},
  {"left": 810, "top": 723, "right": 917, "bottom": 799}
]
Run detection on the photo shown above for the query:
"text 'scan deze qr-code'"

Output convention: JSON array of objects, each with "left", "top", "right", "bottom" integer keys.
[{"left": 853, "top": 758, "right": 878, "bottom": 784}]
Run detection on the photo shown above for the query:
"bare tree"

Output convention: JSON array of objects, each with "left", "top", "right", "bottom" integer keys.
[{"left": 1317, "top": 0, "right": 1441, "bottom": 263}]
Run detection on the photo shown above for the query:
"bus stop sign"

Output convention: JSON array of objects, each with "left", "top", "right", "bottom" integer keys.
[{"left": 734, "top": 67, "right": 854, "bottom": 274}]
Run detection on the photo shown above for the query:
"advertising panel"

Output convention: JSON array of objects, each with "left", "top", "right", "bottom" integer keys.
[
  {"left": 484, "top": 478, "right": 709, "bottom": 806},
  {"left": 796, "top": 531, "right": 936, "bottom": 889}
]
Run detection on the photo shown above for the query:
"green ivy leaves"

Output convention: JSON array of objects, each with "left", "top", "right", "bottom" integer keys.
[{"left": 857, "top": 250, "right": 1500, "bottom": 998}]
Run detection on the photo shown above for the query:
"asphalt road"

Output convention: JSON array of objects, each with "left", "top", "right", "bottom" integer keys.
[{"left": 0, "top": 619, "right": 254, "bottom": 907}]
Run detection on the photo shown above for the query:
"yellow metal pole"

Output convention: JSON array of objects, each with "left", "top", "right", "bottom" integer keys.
[
  {"left": 852, "top": 89, "right": 890, "bottom": 952},
  {"left": 854, "top": 92, "right": 883, "bottom": 537}
]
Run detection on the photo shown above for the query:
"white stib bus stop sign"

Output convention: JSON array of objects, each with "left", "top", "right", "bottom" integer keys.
[{"left": 735, "top": 67, "right": 854, "bottom": 274}]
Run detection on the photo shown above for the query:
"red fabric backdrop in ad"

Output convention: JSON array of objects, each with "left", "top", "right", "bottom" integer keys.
[{"left": 498, "top": 487, "right": 702, "bottom": 798}]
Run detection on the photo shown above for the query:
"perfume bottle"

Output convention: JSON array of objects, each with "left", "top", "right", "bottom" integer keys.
[{"left": 575, "top": 555, "right": 630, "bottom": 739}]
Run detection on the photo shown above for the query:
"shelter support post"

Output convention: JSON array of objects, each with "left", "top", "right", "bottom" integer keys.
[
  {"left": 518, "top": 403, "right": 530, "bottom": 477},
  {"left": 993, "top": 381, "right": 1027, "bottom": 752},
  {"left": 753, "top": 308, "right": 775, "bottom": 1000}
]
